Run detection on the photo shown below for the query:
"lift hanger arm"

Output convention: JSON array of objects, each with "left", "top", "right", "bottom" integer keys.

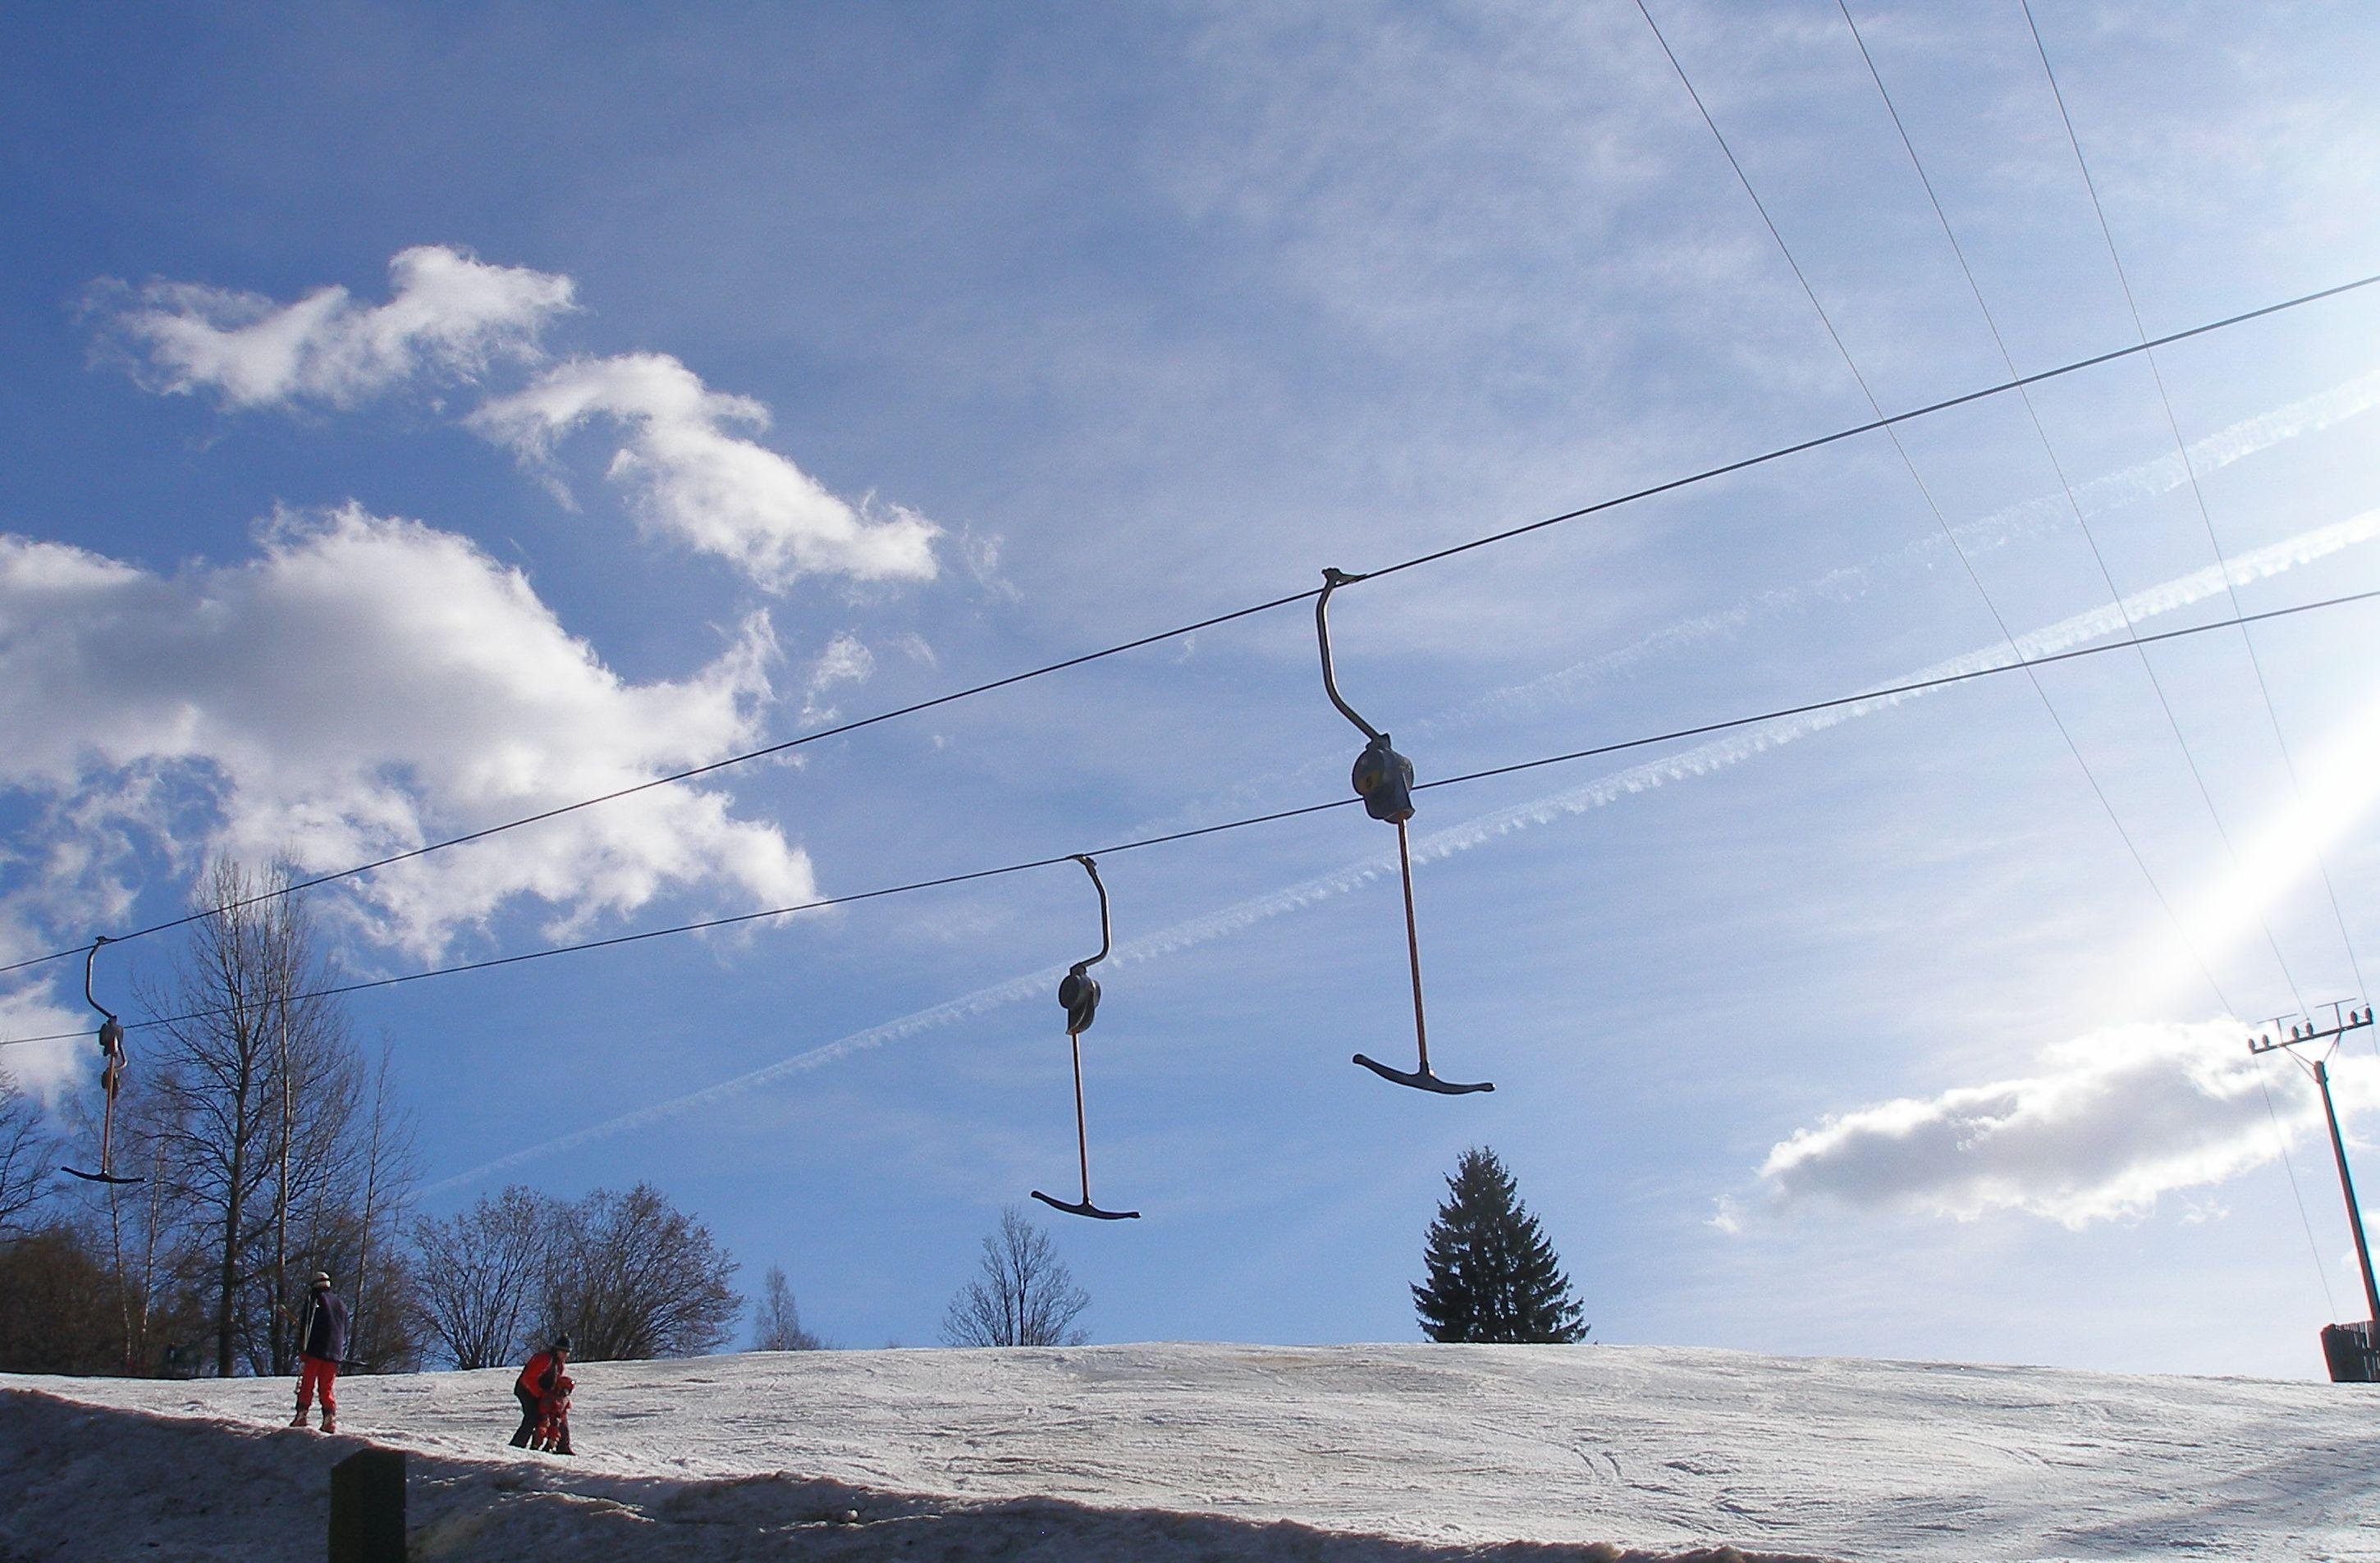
[
  {"left": 82, "top": 935, "right": 116, "bottom": 1022},
  {"left": 1072, "top": 855, "right": 1110, "bottom": 971},
  {"left": 1316, "top": 569, "right": 1386, "bottom": 743}
]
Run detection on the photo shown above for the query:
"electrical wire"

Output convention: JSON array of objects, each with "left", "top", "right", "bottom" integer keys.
[
  {"left": 2021, "top": 0, "right": 2371, "bottom": 1012},
  {"left": 4, "top": 264, "right": 2378, "bottom": 983},
  {"left": 1631, "top": 0, "right": 2236, "bottom": 1017},
  {"left": 1838, "top": 0, "right": 2309, "bottom": 1018},
  {"left": 2006, "top": 2, "right": 2350, "bottom": 1310},
  {"left": 2257, "top": 1060, "right": 2341, "bottom": 1318},
  {"left": 7, "top": 581, "right": 2375, "bottom": 1052}
]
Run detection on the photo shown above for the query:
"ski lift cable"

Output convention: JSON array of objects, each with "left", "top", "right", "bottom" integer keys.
[
  {"left": 1839, "top": 0, "right": 2310, "bottom": 1017},
  {"left": 1630, "top": 0, "right": 2240, "bottom": 1019},
  {"left": 4, "top": 268, "right": 2378, "bottom": 985},
  {"left": 4, "top": 581, "right": 2374, "bottom": 1053},
  {"left": 2022, "top": 0, "right": 2372, "bottom": 1009}
]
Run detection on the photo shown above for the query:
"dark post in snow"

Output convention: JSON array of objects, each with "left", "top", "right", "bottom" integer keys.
[
  {"left": 327, "top": 1446, "right": 405, "bottom": 1563},
  {"left": 2248, "top": 1003, "right": 2379, "bottom": 1380}
]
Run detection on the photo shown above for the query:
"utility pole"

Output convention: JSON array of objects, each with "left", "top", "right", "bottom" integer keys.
[{"left": 2250, "top": 1002, "right": 2378, "bottom": 1377}]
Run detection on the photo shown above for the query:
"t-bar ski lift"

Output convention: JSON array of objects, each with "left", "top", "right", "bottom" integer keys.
[
  {"left": 1031, "top": 855, "right": 1141, "bottom": 1220},
  {"left": 1316, "top": 568, "right": 1491, "bottom": 1095},
  {"left": 62, "top": 935, "right": 142, "bottom": 1186}
]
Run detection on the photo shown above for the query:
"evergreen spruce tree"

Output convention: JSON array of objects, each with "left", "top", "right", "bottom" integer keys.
[{"left": 1412, "top": 1147, "right": 1589, "bottom": 1344}]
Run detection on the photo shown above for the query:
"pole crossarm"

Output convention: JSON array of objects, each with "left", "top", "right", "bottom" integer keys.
[
  {"left": 2248, "top": 1005, "right": 2374, "bottom": 1055},
  {"left": 2248, "top": 1003, "right": 2380, "bottom": 1330}
]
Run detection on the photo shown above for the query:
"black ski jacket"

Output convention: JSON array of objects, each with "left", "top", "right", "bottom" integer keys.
[{"left": 300, "top": 1290, "right": 349, "bottom": 1364}]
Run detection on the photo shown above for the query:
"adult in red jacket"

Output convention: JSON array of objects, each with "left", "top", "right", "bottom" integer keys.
[
  {"left": 510, "top": 1336, "right": 573, "bottom": 1455},
  {"left": 288, "top": 1272, "right": 347, "bottom": 1433}
]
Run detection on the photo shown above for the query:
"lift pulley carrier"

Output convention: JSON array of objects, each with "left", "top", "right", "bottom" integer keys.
[
  {"left": 1316, "top": 569, "right": 1492, "bottom": 1095},
  {"left": 63, "top": 935, "right": 142, "bottom": 1186},
  {"left": 1031, "top": 855, "right": 1141, "bottom": 1220}
]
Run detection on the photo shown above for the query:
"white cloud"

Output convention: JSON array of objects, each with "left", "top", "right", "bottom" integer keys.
[
  {"left": 0, "top": 506, "right": 814, "bottom": 960},
  {"left": 474, "top": 353, "right": 939, "bottom": 588},
  {"left": 1753, "top": 1020, "right": 2364, "bottom": 1228},
  {"left": 98, "top": 245, "right": 574, "bottom": 409},
  {"left": 0, "top": 984, "right": 84, "bottom": 1100},
  {"left": 98, "top": 249, "right": 939, "bottom": 592}
]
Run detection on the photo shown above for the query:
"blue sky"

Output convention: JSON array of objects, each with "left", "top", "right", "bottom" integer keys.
[{"left": 4, "top": 1, "right": 2380, "bottom": 1377}]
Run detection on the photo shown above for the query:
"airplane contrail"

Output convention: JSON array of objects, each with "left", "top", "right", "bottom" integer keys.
[
  {"left": 427, "top": 507, "right": 2380, "bottom": 1193},
  {"left": 1419, "top": 369, "right": 2380, "bottom": 736},
  {"left": 1123, "top": 370, "right": 2380, "bottom": 835}
]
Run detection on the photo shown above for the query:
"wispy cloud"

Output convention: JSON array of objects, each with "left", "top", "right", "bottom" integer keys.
[
  {"left": 1425, "top": 371, "right": 2380, "bottom": 736},
  {"left": 429, "top": 509, "right": 2380, "bottom": 1189},
  {"left": 94, "top": 245, "right": 574, "bottom": 409},
  {"left": 473, "top": 352, "right": 941, "bottom": 589},
  {"left": 1119, "top": 372, "right": 2380, "bottom": 840},
  {"left": 800, "top": 632, "right": 875, "bottom": 725}
]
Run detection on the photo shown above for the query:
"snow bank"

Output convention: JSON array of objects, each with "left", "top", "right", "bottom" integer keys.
[
  {"left": 5, "top": 1342, "right": 2375, "bottom": 1561},
  {"left": 0, "top": 1392, "right": 1803, "bottom": 1562}
]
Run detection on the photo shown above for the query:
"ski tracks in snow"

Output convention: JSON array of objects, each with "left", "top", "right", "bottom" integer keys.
[{"left": 10, "top": 1341, "right": 2377, "bottom": 1561}]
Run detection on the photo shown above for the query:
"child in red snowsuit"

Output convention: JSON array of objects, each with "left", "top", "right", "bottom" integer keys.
[
  {"left": 532, "top": 1373, "right": 574, "bottom": 1452},
  {"left": 510, "top": 1336, "right": 574, "bottom": 1456}
]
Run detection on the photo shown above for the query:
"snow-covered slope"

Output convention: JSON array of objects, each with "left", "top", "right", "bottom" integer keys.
[{"left": 5, "top": 1343, "right": 2375, "bottom": 1561}]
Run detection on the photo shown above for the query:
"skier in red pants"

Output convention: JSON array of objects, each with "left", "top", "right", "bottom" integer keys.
[
  {"left": 510, "top": 1335, "right": 574, "bottom": 1455},
  {"left": 289, "top": 1272, "right": 347, "bottom": 1433}
]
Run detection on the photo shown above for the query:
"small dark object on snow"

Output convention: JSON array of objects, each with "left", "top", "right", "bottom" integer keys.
[
  {"left": 2321, "top": 1321, "right": 2377, "bottom": 1382},
  {"left": 327, "top": 1446, "right": 405, "bottom": 1563}
]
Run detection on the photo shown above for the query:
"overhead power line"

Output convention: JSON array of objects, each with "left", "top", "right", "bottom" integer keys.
[
  {"left": 2, "top": 269, "right": 2375, "bottom": 983},
  {"left": 7, "top": 581, "right": 2375, "bottom": 1052},
  {"left": 2021, "top": 3, "right": 2365, "bottom": 1318},
  {"left": 1839, "top": 0, "right": 2309, "bottom": 1017},
  {"left": 1632, "top": 0, "right": 2242, "bottom": 1017},
  {"left": 2021, "top": 0, "right": 2371, "bottom": 1008}
]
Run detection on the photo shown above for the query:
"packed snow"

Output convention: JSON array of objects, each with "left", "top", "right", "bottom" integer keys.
[{"left": 5, "top": 1342, "right": 2377, "bottom": 1561}]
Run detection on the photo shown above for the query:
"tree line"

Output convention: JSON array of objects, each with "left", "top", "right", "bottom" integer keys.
[
  {"left": 2, "top": 860, "right": 1590, "bottom": 1375},
  {"left": 0, "top": 859, "right": 757, "bottom": 1377},
  {"left": 1, "top": 861, "right": 419, "bottom": 1376}
]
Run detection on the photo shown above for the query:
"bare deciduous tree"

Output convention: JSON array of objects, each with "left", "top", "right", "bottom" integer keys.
[
  {"left": 75, "top": 1093, "right": 188, "bottom": 1373},
  {"left": 538, "top": 1183, "right": 741, "bottom": 1361},
  {"left": 753, "top": 1264, "right": 823, "bottom": 1351},
  {"left": 347, "top": 1040, "right": 419, "bottom": 1369},
  {"left": 0, "top": 1072, "right": 54, "bottom": 1236},
  {"left": 412, "top": 1186, "right": 552, "bottom": 1369},
  {"left": 144, "top": 857, "right": 386, "bottom": 1376},
  {"left": 941, "top": 1206, "right": 1089, "bottom": 1347}
]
